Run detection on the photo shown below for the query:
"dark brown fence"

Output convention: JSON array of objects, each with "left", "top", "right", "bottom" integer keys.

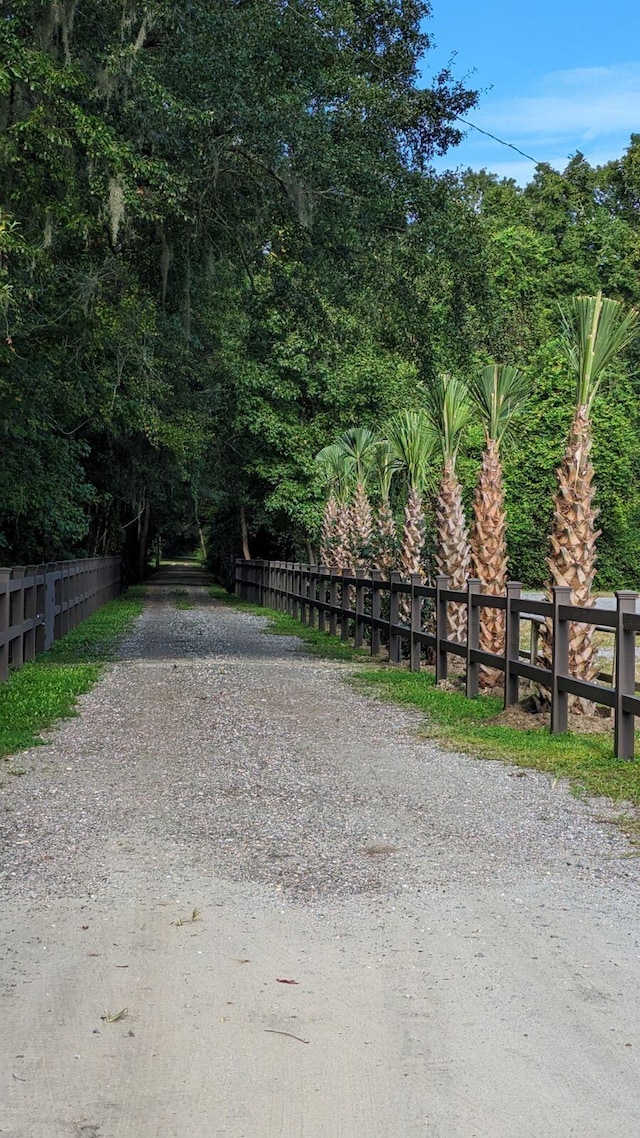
[
  {"left": 235, "top": 559, "right": 640, "bottom": 761},
  {"left": 0, "top": 557, "right": 123, "bottom": 683}
]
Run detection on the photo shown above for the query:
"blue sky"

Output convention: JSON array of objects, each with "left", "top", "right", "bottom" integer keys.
[{"left": 420, "top": 0, "right": 640, "bottom": 183}]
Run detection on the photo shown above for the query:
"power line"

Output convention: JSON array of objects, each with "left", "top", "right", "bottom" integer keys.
[
  {"left": 452, "top": 117, "right": 541, "bottom": 165},
  {"left": 283, "top": 1, "right": 543, "bottom": 168}
]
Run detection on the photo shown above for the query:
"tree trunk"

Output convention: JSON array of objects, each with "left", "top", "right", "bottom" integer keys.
[
  {"left": 350, "top": 482, "right": 373, "bottom": 567},
  {"left": 136, "top": 496, "right": 151, "bottom": 583},
  {"left": 320, "top": 496, "right": 338, "bottom": 564},
  {"left": 542, "top": 405, "right": 601, "bottom": 706},
  {"left": 436, "top": 461, "right": 470, "bottom": 644},
  {"left": 471, "top": 437, "right": 508, "bottom": 686},
  {"left": 398, "top": 486, "right": 424, "bottom": 624},
  {"left": 374, "top": 498, "right": 397, "bottom": 577},
  {"left": 240, "top": 504, "right": 251, "bottom": 561}
]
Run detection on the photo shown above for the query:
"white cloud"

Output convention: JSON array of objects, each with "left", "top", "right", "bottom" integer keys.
[
  {"left": 434, "top": 63, "right": 640, "bottom": 183},
  {"left": 479, "top": 63, "right": 640, "bottom": 142}
]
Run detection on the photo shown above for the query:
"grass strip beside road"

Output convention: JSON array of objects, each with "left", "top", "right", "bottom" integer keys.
[
  {"left": 211, "top": 586, "right": 640, "bottom": 811},
  {"left": 0, "top": 587, "right": 144, "bottom": 761}
]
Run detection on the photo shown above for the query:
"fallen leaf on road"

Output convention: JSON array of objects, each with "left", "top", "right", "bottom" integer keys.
[{"left": 276, "top": 978, "right": 299, "bottom": 985}]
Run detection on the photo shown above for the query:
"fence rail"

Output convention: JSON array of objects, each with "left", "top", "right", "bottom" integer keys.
[
  {"left": 0, "top": 557, "right": 123, "bottom": 682},
  {"left": 235, "top": 559, "right": 639, "bottom": 761}
]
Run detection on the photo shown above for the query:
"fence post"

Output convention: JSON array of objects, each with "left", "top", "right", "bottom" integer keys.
[
  {"left": 504, "top": 581, "right": 522, "bottom": 708},
  {"left": 466, "top": 578, "right": 481, "bottom": 698},
  {"left": 329, "top": 568, "right": 340, "bottom": 636},
  {"left": 435, "top": 574, "right": 449, "bottom": 683},
  {"left": 614, "top": 591, "right": 638, "bottom": 760},
  {"left": 388, "top": 571, "right": 402, "bottom": 664},
  {"left": 530, "top": 619, "right": 540, "bottom": 665},
  {"left": 355, "top": 569, "right": 366, "bottom": 647},
  {"left": 35, "top": 564, "right": 46, "bottom": 655},
  {"left": 371, "top": 570, "right": 382, "bottom": 657},
  {"left": 292, "top": 563, "right": 300, "bottom": 621},
  {"left": 9, "top": 568, "right": 25, "bottom": 669},
  {"left": 318, "top": 566, "right": 328, "bottom": 631},
  {"left": 303, "top": 563, "right": 311, "bottom": 622},
  {"left": 258, "top": 560, "right": 265, "bottom": 607},
  {"left": 410, "top": 574, "right": 422, "bottom": 673},
  {"left": 551, "top": 585, "right": 571, "bottom": 734},
  {"left": 0, "top": 569, "right": 10, "bottom": 682},
  {"left": 281, "top": 564, "right": 289, "bottom": 619},
  {"left": 341, "top": 568, "right": 352, "bottom": 641},
  {"left": 44, "top": 564, "right": 56, "bottom": 650},
  {"left": 308, "top": 565, "right": 317, "bottom": 626},
  {"left": 300, "top": 562, "right": 307, "bottom": 623}
]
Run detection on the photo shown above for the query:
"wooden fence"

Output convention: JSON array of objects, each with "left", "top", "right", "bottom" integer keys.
[
  {"left": 0, "top": 557, "right": 123, "bottom": 683},
  {"left": 235, "top": 559, "right": 640, "bottom": 761}
]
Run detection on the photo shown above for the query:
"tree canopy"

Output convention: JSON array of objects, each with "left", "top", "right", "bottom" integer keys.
[{"left": 2, "top": 4, "right": 640, "bottom": 588}]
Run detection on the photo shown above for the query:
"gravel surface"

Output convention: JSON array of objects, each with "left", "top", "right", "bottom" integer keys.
[
  {"left": 2, "top": 579, "right": 640, "bottom": 1137},
  {"left": 1, "top": 586, "right": 637, "bottom": 906}
]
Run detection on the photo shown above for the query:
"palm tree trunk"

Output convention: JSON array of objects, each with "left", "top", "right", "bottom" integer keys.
[
  {"left": 398, "top": 486, "right": 424, "bottom": 623},
  {"left": 436, "top": 460, "right": 471, "bottom": 643},
  {"left": 320, "top": 495, "right": 338, "bottom": 564},
  {"left": 374, "top": 498, "right": 397, "bottom": 576},
  {"left": 333, "top": 502, "right": 352, "bottom": 568},
  {"left": 350, "top": 481, "right": 373, "bottom": 567},
  {"left": 544, "top": 405, "right": 601, "bottom": 696},
  {"left": 471, "top": 437, "right": 507, "bottom": 685}
]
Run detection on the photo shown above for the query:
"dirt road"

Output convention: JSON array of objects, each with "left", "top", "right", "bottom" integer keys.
[{"left": 1, "top": 579, "right": 639, "bottom": 1137}]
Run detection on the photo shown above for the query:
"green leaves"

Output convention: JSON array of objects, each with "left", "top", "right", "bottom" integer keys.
[
  {"left": 385, "top": 409, "right": 436, "bottom": 493},
  {"left": 424, "top": 373, "right": 471, "bottom": 465},
  {"left": 559, "top": 291, "right": 639, "bottom": 411},
  {"left": 467, "top": 363, "right": 531, "bottom": 446}
]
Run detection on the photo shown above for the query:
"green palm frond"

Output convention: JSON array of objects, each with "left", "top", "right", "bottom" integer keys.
[
  {"left": 314, "top": 443, "right": 354, "bottom": 502},
  {"left": 336, "top": 426, "right": 379, "bottom": 485},
  {"left": 468, "top": 363, "right": 531, "bottom": 445},
  {"left": 424, "top": 373, "right": 470, "bottom": 463},
  {"left": 371, "top": 439, "right": 400, "bottom": 500},
  {"left": 385, "top": 409, "right": 436, "bottom": 492},
  {"left": 560, "top": 291, "right": 638, "bottom": 411}
]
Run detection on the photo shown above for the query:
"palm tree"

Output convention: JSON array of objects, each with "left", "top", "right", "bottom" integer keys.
[
  {"left": 546, "top": 292, "right": 638, "bottom": 689},
  {"left": 386, "top": 409, "right": 436, "bottom": 620},
  {"left": 468, "top": 363, "right": 531, "bottom": 681},
  {"left": 425, "top": 374, "right": 472, "bottom": 643},
  {"left": 370, "top": 439, "right": 399, "bottom": 576},
  {"left": 315, "top": 443, "right": 354, "bottom": 566},
  {"left": 336, "top": 427, "right": 378, "bottom": 567}
]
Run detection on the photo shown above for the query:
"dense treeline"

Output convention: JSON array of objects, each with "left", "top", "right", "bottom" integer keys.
[{"left": 1, "top": 2, "right": 639, "bottom": 586}]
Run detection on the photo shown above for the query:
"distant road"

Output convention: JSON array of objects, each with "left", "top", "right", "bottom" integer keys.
[{"left": 524, "top": 592, "right": 633, "bottom": 612}]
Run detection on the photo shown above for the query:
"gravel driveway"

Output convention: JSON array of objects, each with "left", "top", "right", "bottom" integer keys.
[{"left": 1, "top": 579, "right": 640, "bottom": 1137}]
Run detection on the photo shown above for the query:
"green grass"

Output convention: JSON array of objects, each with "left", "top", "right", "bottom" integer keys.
[
  {"left": 213, "top": 586, "right": 640, "bottom": 810},
  {"left": 169, "top": 587, "right": 194, "bottom": 610},
  {"left": 353, "top": 668, "right": 640, "bottom": 806},
  {"left": 0, "top": 588, "right": 144, "bottom": 762},
  {"left": 208, "top": 585, "right": 370, "bottom": 661}
]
